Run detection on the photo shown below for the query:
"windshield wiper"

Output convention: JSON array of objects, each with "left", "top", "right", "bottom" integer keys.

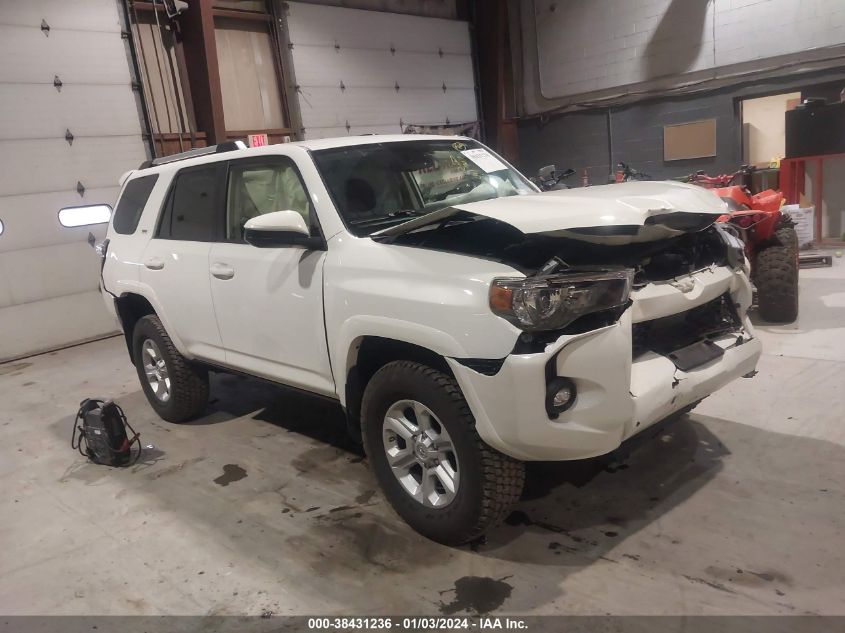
[
  {"left": 371, "top": 211, "right": 483, "bottom": 244},
  {"left": 387, "top": 209, "right": 427, "bottom": 218},
  {"left": 349, "top": 209, "right": 426, "bottom": 227}
]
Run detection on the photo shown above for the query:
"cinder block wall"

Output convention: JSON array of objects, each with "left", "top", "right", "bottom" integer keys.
[
  {"left": 516, "top": 0, "right": 845, "bottom": 181},
  {"left": 531, "top": 0, "right": 845, "bottom": 105},
  {"left": 517, "top": 74, "right": 845, "bottom": 183},
  {"left": 518, "top": 92, "right": 737, "bottom": 183}
]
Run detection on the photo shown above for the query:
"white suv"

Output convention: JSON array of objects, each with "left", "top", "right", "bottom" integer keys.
[{"left": 100, "top": 135, "right": 761, "bottom": 544}]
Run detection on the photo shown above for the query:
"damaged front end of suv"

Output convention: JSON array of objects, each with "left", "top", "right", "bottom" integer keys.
[{"left": 372, "top": 181, "right": 761, "bottom": 461}]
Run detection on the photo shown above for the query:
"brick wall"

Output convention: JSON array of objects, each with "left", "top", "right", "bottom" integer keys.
[
  {"left": 715, "top": 0, "right": 845, "bottom": 67},
  {"left": 536, "top": 0, "right": 714, "bottom": 100}
]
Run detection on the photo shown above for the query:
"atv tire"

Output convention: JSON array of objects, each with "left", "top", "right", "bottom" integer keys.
[
  {"left": 755, "top": 241, "right": 798, "bottom": 323},
  {"left": 775, "top": 225, "right": 799, "bottom": 256}
]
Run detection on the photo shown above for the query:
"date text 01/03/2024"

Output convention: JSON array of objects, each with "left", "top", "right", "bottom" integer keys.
[{"left": 306, "top": 617, "right": 529, "bottom": 630}]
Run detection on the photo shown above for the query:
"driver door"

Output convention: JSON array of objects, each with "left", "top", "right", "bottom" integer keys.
[{"left": 208, "top": 155, "right": 334, "bottom": 397}]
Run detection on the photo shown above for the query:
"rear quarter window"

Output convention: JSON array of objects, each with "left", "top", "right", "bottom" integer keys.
[{"left": 113, "top": 174, "right": 159, "bottom": 234}]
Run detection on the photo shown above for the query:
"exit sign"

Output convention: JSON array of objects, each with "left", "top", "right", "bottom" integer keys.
[{"left": 247, "top": 133, "right": 268, "bottom": 147}]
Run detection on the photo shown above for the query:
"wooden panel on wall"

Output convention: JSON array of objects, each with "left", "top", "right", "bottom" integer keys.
[
  {"left": 664, "top": 118, "right": 717, "bottom": 161},
  {"left": 215, "top": 17, "right": 287, "bottom": 131}
]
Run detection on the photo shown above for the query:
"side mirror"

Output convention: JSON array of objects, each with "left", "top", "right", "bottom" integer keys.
[{"left": 243, "top": 210, "right": 325, "bottom": 249}]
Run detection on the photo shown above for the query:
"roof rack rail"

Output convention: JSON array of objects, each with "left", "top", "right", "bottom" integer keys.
[{"left": 138, "top": 140, "right": 247, "bottom": 169}]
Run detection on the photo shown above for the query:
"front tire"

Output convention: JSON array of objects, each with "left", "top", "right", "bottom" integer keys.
[
  {"left": 361, "top": 360, "right": 524, "bottom": 545},
  {"left": 755, "top": 240, "right": 799, "bottom": 323},
  {"left": 132, "top": 315, "right": 209, "bottom": 423}
]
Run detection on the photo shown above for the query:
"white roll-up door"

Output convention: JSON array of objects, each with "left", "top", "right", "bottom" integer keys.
[
  {"left": 0, "top": 0, "right": 148, "bottom": 361},
  {"left": 285, "top": 2, "right": 478, "bottom": 139}
]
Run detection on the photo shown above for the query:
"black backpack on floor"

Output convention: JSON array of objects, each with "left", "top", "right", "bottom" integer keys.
[{"left": 71, "top": 399, "right": 140, "bottom": 467}]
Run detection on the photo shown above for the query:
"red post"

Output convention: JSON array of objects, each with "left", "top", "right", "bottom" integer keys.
[
  {"left": 815, "top": 158, "right": 823, "bottom": 241},
  {"left": 780, "top": 159, "right": 794, "bottom": 203}
]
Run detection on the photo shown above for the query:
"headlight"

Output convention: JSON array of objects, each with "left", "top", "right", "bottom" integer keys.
[{"left": 489, "top": 269, "right": 634, "bottom": 331}]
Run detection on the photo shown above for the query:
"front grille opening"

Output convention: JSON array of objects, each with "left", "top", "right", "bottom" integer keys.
[{"left": 632, "top": 293, "right": 742, "bottom": 359}]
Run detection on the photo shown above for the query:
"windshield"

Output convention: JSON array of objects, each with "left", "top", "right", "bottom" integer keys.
[{"left": 311, "top": 139, "right": 535, "bottom": 236}]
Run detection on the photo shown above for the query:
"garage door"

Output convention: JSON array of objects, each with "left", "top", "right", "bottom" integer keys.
[
  {"left": 0, "top": 0, "right": 149, "bottom": 361},
  {"left": 285, "top": 2, "right": 478, "bottom": 139}
]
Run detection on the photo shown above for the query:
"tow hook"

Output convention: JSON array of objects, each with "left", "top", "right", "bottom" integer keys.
[{"left": 742, "top": 370, "right": 758, "bottom": 378}]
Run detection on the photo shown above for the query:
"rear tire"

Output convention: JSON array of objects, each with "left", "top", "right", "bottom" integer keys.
[
  {"left": 132, "top": 315, "right": 209, "bottom": 422},
  {"left": 755, "top": 241, "right": 799, "bottom": 323},
  {"left": 361, "top": 360, "right": 524, "bottom": 545}
]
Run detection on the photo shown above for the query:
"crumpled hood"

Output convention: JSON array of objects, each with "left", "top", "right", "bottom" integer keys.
[{"left": 374, "top": 180, "right": 728, "bottom": 244}]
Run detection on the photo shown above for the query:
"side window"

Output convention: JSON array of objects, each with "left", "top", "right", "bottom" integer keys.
[
  {"left": 225, "top": 158, "right": 311, "bottom": 242},
  {"left": 113, "top": 174, "right": 158, "bottom": 234},
  {"left": 158, "top": 165, "right": 220, "bottom": 241}
]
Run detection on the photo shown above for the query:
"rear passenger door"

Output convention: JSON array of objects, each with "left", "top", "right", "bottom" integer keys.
[
  {"left": 140, "top": 162, "right": 226, "bottom": 364},
  {"left": 208, "top": 155, "right": 334, "bottom": 396}
]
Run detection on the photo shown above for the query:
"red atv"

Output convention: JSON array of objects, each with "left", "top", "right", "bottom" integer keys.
[{"left": 684, "top": 167, "right": 799, "bottom": 323}]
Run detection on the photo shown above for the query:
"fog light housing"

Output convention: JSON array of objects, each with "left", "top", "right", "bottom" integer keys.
[{"left": 546, "top": 377, "right": 576, "bottom": 419}]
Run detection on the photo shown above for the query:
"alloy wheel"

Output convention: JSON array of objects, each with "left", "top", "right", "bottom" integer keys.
[
  {"left": 382, "top": 399, "right": 460, "bottom": 507},
  {"left": 141, "top": 339, "right": 171, "bottom": 402}
]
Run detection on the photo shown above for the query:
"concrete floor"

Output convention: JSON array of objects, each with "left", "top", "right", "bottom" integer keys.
[{"left": 1, "top": 260, "right": 844, "bottom": 617}]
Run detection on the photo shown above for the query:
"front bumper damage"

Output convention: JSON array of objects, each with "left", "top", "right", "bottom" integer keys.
[{"left": 447, "top": 266, "right": 762, "bottom": 461}]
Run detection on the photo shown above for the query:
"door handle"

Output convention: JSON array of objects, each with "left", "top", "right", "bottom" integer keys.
[
  {"left": 210, "top": 262, "right": 235, "bottom": 280},
  {"left": 144, "top": 257, "right": 164, "bottom": 270}
]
